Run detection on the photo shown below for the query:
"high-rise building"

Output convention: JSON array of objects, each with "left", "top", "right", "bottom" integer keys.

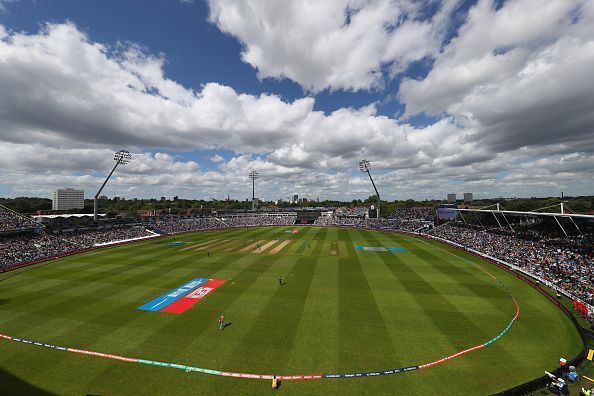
[
  {"left": 463, "top": 193, "right": 473, "bottom": 202},
  {"left": 447, "top": 193, "right": 456, "bottom": 203},
  {"left": 52, "top": 188, "right": 84, "bottom": 211},
  {"left": 293, "top": 194, "right": 299, "bottom": 203}
]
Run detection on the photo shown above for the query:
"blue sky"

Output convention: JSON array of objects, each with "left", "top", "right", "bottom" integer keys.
[
  {"left": 0, "top": 0, "right": 593, "bottom": 201},
  {"left": 0, "top": 0, "right": 435, "bottom": 118}
]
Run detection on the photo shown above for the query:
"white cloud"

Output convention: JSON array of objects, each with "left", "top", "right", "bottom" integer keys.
[
  {"left": 399, "top": 0, "right": 594, "bottom": 154},
  {"left": 210, "top": 154, "right": 224, "bottom": 163},
  {"left": 0, "top": 17, "right": 592, "bottom": 201},
  {"left": 0, "top": 22, "right": 314, "bottom": 152},
  {"left": 0, "top": 22, "right": 446, "bottom": 173},
  {"left": 207, "top": 0, "right": 458, "bottom": 92}
]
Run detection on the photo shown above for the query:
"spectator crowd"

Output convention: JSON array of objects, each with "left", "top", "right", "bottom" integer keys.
[
  {"left": 154, "top": 214, "right": 297, "bottom": 234},
  {"left": 221, "top": 214, "right": 297, "bottom": 228},
  {"left": 1, "top": 233, "right": 79, "bottom": 268},
  {"left": 313, "top": 207, "right": 434, "bottom": 232},
  {"left": 57, "top": 226, "right": 155, "bottom": 247},
  {"left": 389, "top": 207, "right": 434, "bottom": 221},
  {"left": 315, "top": 216, "right": 368, "bottom": 227},
  {"left": 430, "top": 223, "right": 593, "bottom": 306},
  {"left": 0, "top": 206, "right": 38, "bottom": 232}
]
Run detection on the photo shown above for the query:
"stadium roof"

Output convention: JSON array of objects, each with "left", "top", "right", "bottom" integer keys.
[
  {"left": 456, "top": 208, "right": 594, "bottom": 221},
  {"left": 455, "top": 204, "right": 594, "bottom": 236}
]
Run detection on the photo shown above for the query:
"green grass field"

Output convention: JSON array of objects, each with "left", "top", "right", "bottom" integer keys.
[{"left": 0, "top": 227, "right": 584, "bottom": 395}]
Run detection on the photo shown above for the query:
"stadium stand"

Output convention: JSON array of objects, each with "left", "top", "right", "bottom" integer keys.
[
  {"left": 387, "top": 207, "right": 434, "bottom": 232},
  {"left": 430, "top": 223, "right": 593, "bottom": 306},
  {"left": 220, "top": 213, "right": 297, "bottom": 227},
  {"left": 313, "top": 207, "right": 434, "bottom": 232},
  {"left": 314, "top": 216, "right": 367, "bottom": 227},
  {"left": 334, "top": 206, "right": 369, "bottom": 217},
  {"left": 0, "top": 205, "right": 39, "bottom": 232},
  {"left": 56, "top": 226, "right": 156, "bottom": 247},
  {"left": 389, "top": 207, "right": 434, "bottom": 221},
  {"left": 0, "top": 233, "right": 79, "bottom": 268},
  {"left": 152, "top": 217, "right": 222, "bottom": 234}
]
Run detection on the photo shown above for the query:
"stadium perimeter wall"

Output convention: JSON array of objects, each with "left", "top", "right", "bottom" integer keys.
[{"left": 0, "top": 225, "right": 590, "bottom": 395}]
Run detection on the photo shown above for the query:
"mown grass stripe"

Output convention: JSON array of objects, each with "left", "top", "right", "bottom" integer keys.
[
  {"left": 337, "top": 229, "right": 397, "bottom": 372},
  {"left": 0, "top": 251, "right": 195, "bottom": 341},
  {"left": 222, "top": 255, "right": 318, "bottom": 373},
  {"left": 283, "top": 250, "right": 340, "bottom": 373},
  {"left": 0, "top": 248, "right": 180, "bottom": 315},
  {"left": 357, "top": 230, "right": 528, "bottom": 371},
  {"left": 88, "top": 252, "right": 289, "bottom": 384}
]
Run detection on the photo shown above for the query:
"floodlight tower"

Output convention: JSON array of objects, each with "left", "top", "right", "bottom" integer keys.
[
  {"left": 249, "top": 170, "right": 259, "bottom": 211},
  {"left": 94, "top": 150, "right": 132, "bottom": 222},
  {"left": 359, "top": 159, "right": 381, "bottom": 219}
]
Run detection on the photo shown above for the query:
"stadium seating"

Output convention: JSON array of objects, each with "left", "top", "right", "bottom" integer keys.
[
  {"left": 430, "top": 223, "right": 593, "bottom": 306},
  {"left": 0, "top": 233, "right": 79, "bottom": 268},
  {"left": 0, "top": 205, "right": 39, "bottom": 232}
]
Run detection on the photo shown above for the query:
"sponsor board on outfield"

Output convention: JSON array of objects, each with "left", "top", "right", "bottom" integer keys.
[
  {"left": 355, "top": 246, "right": 407, "bottom": 252},
  {"left": 323, "top": 366, "right": 419, "bottom": 378},
  {"left": 161, "top": 279, "right": 225, "bottom": 314},
  {"left": 138, "top": 278, "right": 207, "bottom": 312},
  {"left": 138, "top": 277, "right": 224, "bottom": 313}
]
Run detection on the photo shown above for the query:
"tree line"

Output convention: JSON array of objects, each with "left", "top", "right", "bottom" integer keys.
[{"left": 0, "top": 195, "right": 592, "bottom": 217}]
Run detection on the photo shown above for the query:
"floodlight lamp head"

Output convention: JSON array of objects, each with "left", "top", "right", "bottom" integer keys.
[
  {"left": 249, "top": 170, "right": 259, "bottom": 180},
  {"left": 359, "top": 159, "right": 370, "bottom": 172},
  {"left": 114, "top": 150, "right": 132, "bottom": 165}
]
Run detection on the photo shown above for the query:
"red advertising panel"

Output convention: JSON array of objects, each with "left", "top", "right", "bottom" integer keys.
[{"left": 161, "top": 279, "right": 225, "bottom": 314}]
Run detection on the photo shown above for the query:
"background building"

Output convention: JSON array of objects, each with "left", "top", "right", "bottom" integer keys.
[
  {"left": 464, "top": 192, "right": 473, "bottom": 202},
  {"left": 52, "top": 188, "right": 84, "bottom": 210},
  {"left": 447, "top": 193, "right": 456, "bottom": 203}
]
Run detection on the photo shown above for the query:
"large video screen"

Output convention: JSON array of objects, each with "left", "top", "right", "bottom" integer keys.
[{"left": 436, "top": 207, "right": 458, "bottom": 220}]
